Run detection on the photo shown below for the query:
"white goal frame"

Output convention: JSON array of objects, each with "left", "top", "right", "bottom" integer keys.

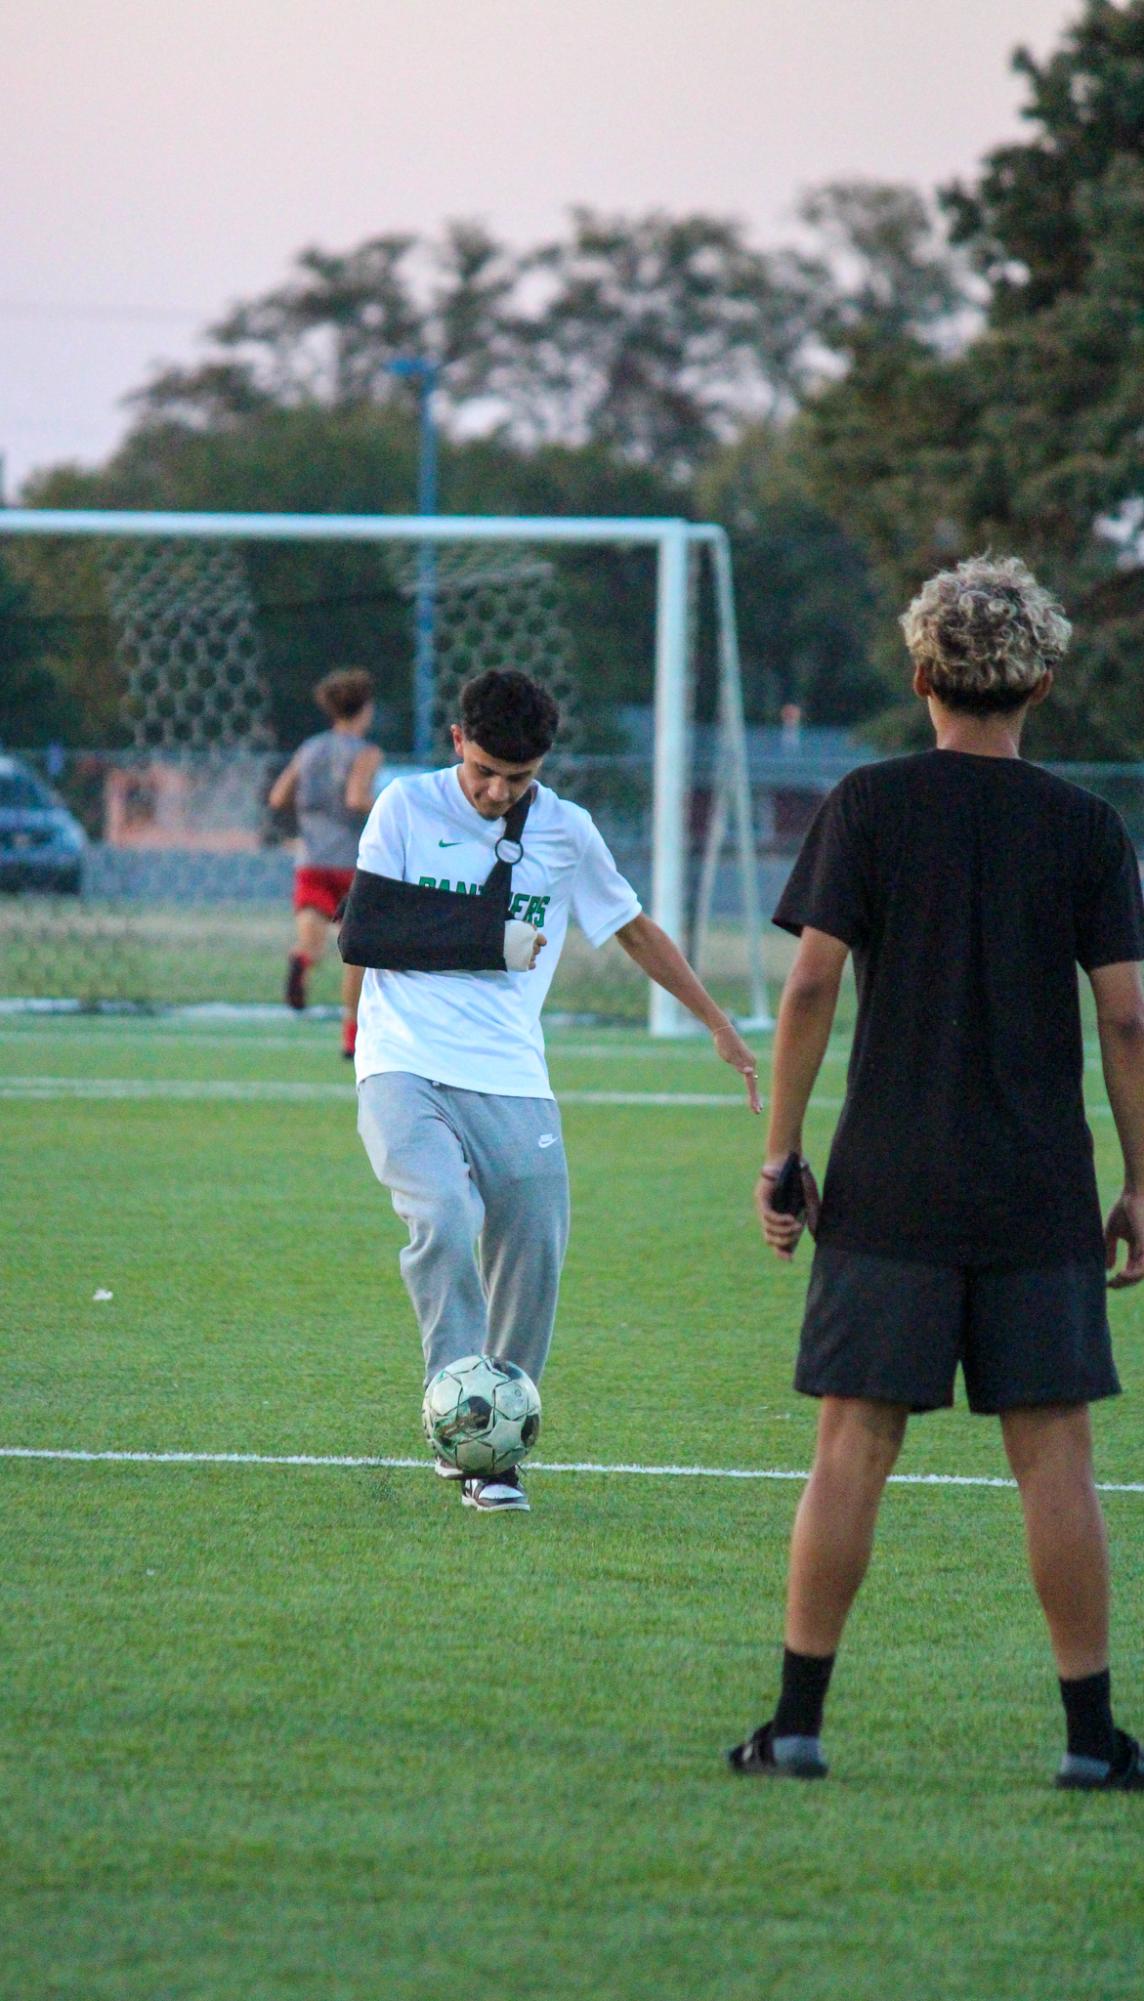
[{"left": 0, "top": 508, "right": 769, "bottom": 1036}]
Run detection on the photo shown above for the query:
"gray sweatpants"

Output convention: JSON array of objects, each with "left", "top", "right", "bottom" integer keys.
[{"left": 357, "top": 1071, "right": 570, "bottom": 1386}]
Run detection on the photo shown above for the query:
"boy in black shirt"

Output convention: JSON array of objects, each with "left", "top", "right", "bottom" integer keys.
[{"left": 730, "top": 555, "right": 1144, "bottom": 1789}]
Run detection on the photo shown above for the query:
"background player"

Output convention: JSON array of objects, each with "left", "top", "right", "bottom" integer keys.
[
  {"left": 733, "top": 555, "right": 1144, "bottom": 1790},
  {"left": 353, "top": 667, "right": 761, "bottom": 1511},
  {"left": 269, "top": 667, "right": 382, "bottom": 1059}
]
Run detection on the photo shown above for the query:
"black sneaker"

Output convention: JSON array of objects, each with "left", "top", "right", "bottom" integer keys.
[
  {"left": 285, "top": 953, "right": 308, "bottom": 1011},
  {"left": 727, "top": 1719, "right": 828, "bottom": 1779},
  {"left": 461, "top": 1466, "right": 529, "bottom": 1512},
  {"left": 1056, "top": 1728, "right": 1144, "bottom": 1791}
]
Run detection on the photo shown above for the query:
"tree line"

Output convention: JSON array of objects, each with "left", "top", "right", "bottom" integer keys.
[{"left": 3, "top": 0, "right": 1142, "bottom": 758}]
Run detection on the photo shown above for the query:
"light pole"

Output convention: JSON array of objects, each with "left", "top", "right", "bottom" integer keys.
[{"left": 386, "top": 358, "right": 439, "bottom": 760}]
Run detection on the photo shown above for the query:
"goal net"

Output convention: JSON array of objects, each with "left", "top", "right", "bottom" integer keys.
[{"left": 0, "top": 511, "right": 770, "bottom": 1033}]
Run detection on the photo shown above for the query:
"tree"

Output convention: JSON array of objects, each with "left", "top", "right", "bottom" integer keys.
[
  {"left": 800, "top": 1, "right": 1144, "bottom": 756},
  {"left": 944, "top": 0, "right": 1144, "bottom": 318},
  {"left": 127, "top": 210, "right": 831, "bottom": 480},
  {"left": 497, "top": 209, "right": 825, "bottom": 476},
  {"left": 0, "top": 555, "right": 74, "bottom": 745},
  {"left": 695, "top": 426, "right": 883, "bottom": 724},
  {"left": 797, "top": 181, "right": 975, "bottom": 353},
  {"left": 126, "top": 198, "right": 972, "bottom": 481},
  {"left": 128, "top": 224, "right": 518, "bottom": 434}
]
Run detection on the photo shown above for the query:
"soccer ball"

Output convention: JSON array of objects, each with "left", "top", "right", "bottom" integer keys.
[{"left": 422, "top": 1354, "right": 541, "bottom": 1475}]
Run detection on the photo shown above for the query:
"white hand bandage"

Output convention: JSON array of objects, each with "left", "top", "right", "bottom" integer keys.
[{"left": 504, "top": 920, "right": 539, "bottom": 970}]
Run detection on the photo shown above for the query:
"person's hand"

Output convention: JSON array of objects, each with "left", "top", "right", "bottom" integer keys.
[
  {"left": 1104, "top": 1189, "right": 1144, "bottom": 1288},
  {"left": 504, "top": 920, "right": 547, "bottom": 971},
  {"left": 711, "top": 1019, "right": 761, "bottom": 1113},
  {"left": 755, "top": 1155, "right": 821, "bottom": 1261}
]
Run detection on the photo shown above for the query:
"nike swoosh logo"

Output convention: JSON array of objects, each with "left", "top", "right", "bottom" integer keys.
[
  {"left": 538, "top": 1134, "right": 557, "bottom": 1148},
  {"left": 438, "top": 839, "right": 462, "bottom": 848}
]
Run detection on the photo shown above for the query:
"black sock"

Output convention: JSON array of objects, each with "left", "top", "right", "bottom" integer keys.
[
  {"left": 773, "top": 1647, "right": 835, "bottom": 1738},
  {"left": 1059, "top": 1668, "right": 1115, "bottom": 1763}
]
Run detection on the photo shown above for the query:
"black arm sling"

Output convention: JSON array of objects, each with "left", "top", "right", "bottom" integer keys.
[{"left": 337, "top": 785, "right": 534, "bottom": 973}]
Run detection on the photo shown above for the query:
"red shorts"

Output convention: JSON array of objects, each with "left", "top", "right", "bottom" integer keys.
[{"left": 293, "top": 866, "right": 355, "bottom": 921}]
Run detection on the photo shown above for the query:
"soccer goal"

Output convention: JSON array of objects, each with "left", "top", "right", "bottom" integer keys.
[{"left": 0, "top": 509, "right": 770, "bottom": 1035}]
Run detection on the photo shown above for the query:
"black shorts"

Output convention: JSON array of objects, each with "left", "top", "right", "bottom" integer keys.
[{"left": 796, "top": 1245, "right": 1120, "bottom": 1415}]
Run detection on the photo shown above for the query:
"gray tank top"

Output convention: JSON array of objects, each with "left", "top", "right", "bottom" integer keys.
[{"left": 295, "top": 729, "right": 371, "bottom": 868}]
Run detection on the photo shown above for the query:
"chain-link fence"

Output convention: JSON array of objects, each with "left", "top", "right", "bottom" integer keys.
[
  {"left": 5, "top": 736, "right": 1142, "bottom": 1017},
  {"left": 0, "top": 745, "right": 761, "bottom": 1015}
]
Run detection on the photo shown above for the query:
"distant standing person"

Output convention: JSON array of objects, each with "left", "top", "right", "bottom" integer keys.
[{"left": 269, "top": 668, "right": 382, "bottom": 1059}]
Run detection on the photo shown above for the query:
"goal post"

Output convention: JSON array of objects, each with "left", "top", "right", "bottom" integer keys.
[{"left": 0, "top": 508, "right": 771, "bottom": 1035}]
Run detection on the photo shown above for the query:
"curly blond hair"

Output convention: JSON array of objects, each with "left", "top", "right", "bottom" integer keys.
[{"left": 900, "top": 556, "right": 1070, "bottom": 713}]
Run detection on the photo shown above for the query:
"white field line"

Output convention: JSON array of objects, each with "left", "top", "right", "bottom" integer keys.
[
  {"left": 0, "top": 1075, "right": 791, "bottom": 1108},
  {"left": 0, "top": 1076, "right": 355, "bottom": 1103},
  {"left": 0, "top": 1074, "right": 1119, "bottom": 1116},
  {"left": 562, "top": 1046, "right": 1108, "bottom": 1075},
  {"left": 2, "top": 1445, "right": 1141, "bottom": 1494},
  {"left": 0, "top": 1036, "right": 1112, "bottom": 1065},
  {"left": 0, "top": 1032, "right": 345, "bottom": 1054},
  {"left": 0, "top": 1023, "right": 1112, "bottom": 1063},
  {"left": 0, "top": 1000, "right": 341, "bottom": 1023}
]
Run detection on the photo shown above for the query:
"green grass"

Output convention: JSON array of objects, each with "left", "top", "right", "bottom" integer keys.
[{"left": 3, "top": 1014, "right": 1144, "bottom": 1999}]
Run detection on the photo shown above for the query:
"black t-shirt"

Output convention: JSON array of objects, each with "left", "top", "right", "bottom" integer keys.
[{"left": 773, "top": 751, "right": 1144, "bottom": 1268}]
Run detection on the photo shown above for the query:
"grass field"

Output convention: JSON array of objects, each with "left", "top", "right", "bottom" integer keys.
[{"left": 4, "top": 1009, "right": 1144, "bottom": 2000}]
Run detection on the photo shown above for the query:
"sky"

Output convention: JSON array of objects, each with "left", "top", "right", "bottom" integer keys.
[{"left": 3, "top": 0, "right": 1080, "bottom": 495}]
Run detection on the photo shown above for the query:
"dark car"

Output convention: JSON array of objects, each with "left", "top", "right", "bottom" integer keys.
[{"left": 0, "top": 754, "right": 87, "bottom": 893}]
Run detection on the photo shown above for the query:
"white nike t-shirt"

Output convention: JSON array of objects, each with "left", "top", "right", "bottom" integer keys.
[{"left": 353, "top": 766, "right": 642, "bottom": 1097}]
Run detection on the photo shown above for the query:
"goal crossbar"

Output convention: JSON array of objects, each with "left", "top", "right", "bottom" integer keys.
[
  {"left": 0, "top": 508, "right": 713, "bottom": 546},
  {"left": 0, "top": 510, "right": 767, "bottom": 1035}
]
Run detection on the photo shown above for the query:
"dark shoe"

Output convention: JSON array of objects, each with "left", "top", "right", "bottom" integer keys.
[
  {"left": 285, "top": 953, "right": 308, "bottom": 1011},
  {"left": 1056, "top": 1728, "right": 1144, "bottom": 1791},
  {"left": 727, "top": 1719, "right": 828, "bottom": 1779},
  {"left": 461, "top": 1466, "right": 529, "bottom": 1512}
]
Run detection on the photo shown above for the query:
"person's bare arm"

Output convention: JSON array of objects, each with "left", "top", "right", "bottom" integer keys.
[
  {"left": 345, "top": 745, "right": 382, "bottom": 814},
  {"left": 343, "top": 961, "right": 364, "bottom": 1019},
  {"left": 612, "top": 912, "right": 760, "bottom": 1111},
  {"left": 1090, "top": 959, "right": 1144, "bottom": 1287},
  {"left": 267, "top": 755, "right": 300, "bottom": 813},
  {"left": 756, "top": 927, "right": 849, "bottom": 1259}
]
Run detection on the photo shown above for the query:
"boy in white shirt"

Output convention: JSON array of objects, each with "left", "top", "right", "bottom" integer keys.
[{"left": 354, "top": 669, "right": 760, "bottom": 1511}]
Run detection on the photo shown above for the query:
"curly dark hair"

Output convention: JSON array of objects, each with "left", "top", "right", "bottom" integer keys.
[{"left": 458, "top": 670, "right": 559, "bottom": 761}]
